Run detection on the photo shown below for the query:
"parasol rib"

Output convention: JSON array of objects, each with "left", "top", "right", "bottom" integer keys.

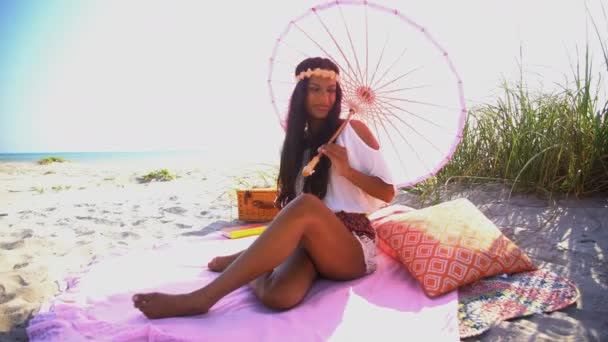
[
  {"left": 374, "top": 85, "right": 430, "bottom": 95},
  {"left": 291, "top": 21, "right": 360, "bottom": 87},
  {"left": 368, "top": 104, "right": 420, "bottom": 176},
  {"left": 313, "top": 11, "right": 365, "bottom": 87},
  {"left": 370, "top": 46, "right": 408, "bottom": 90},
  {"left": 364, "top": 3, "right": 369, "bottom": 85},
  {"left": 375, "top": 95, "right": 464, "bottom": 112},
  {"left": 373, "top": 100, "right": 446, "bottom": 157},
  {"left": 374, "top": 66, "right": 423, "bottom": 93},
  {"left": 337, "top": 4, "right": 366, "bottom": 88},
  {"left": 375, "top": 97, "right": 458, "bottom": 133}
]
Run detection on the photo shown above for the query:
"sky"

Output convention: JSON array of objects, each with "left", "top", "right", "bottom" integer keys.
[{"left": 0, "top": 0, "right": 606, "bottom": 161}]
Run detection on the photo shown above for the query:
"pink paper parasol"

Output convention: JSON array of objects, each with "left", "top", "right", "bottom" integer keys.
[{"left": 268, "top": 1, "right": 467, "bottom": 187}]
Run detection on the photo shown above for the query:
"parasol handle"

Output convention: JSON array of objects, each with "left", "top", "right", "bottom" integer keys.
[{"left": 302, "top": 108, "right": 356, "bottom": 177}]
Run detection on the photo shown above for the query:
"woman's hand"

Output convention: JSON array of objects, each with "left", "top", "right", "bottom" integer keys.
[
  {"left": 318, "top": 143, "right": 352, "bottom": 177},
  {"left": 319, "top": 142, "right": 395, "bottom": 202}
]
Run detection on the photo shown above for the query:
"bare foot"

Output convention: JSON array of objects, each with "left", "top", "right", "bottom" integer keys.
[
  {"left": 207, "top": 251, "right": 243, "bottom": 272},
  {"left": 132, "top": 292, "right": 210, "bottom": 319}
]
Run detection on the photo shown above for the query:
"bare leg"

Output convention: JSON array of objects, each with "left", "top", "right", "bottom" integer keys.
[
  {"left": 250, "top": 245, "right": 317, "bottom": 311},
  {"left": 133, "top": 194, "right": 366, "bottom": 319},
  {"left": 208, "top": 250, "right": 244, "bottom": 272}
]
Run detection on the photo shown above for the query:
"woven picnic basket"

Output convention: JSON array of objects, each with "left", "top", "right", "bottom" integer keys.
[{"left": 236, "top": 188, "right": 280, "bottom": 222}]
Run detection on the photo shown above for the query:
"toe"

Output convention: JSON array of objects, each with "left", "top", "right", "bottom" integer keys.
[
  {"left": 146, "top": 293, "right": 161, "bottom": 301},
  {"left": 134, "top": 292, "right": 156, "bottom": 307}
]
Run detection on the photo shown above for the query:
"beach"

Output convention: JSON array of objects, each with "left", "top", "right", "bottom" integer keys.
[
  {"left": 400, "top": 186, "right": 608, "bottom": 341},
  {"left": 0, "top": 158, "right": 606, "bottom": 341}
]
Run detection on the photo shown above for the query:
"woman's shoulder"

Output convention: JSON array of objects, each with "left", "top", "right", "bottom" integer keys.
[{"left": 348, "top": 119, "right": 380, "bottom": 150}]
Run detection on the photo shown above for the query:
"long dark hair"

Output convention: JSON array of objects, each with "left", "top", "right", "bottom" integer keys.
[{"left": 275, "top": 57, "right": 343, "bottom": 208}]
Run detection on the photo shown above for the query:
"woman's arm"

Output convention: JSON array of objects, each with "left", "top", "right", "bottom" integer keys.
[
  {"left": 343, "top": 167, "right": 395, "bottom": 203},
  {"left": 318, "top": 120, "right": 396, "bottom": 203}
]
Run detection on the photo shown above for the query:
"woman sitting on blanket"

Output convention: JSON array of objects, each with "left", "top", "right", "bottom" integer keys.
[{"left": 133, "top": 57, "right": 396, "bottom": 319}]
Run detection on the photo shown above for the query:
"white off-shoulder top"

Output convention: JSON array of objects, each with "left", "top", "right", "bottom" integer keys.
[{"left": 296, "top": 121, "right": 395, "bottom": 214}]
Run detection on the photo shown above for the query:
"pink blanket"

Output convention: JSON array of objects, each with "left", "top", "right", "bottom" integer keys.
[{"left": 27, "top": 234, "right": 459, "bottom": 341}]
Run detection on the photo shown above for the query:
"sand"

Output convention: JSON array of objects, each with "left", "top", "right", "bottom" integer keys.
[
  {"left": 0, "top": 159, "right": 606, "bottom": 341},
  {"left": 395, "top": 186, "right": 608, "bottom": 341}
]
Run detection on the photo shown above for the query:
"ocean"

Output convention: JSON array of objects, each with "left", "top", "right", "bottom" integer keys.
[
  {"left": 0, "top": 150, "right": 280, "bottom": 166},
  {"left": 0, "top": 150, "right": 207, "bottom": 163}
]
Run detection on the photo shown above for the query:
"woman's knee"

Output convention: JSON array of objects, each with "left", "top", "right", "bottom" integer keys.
[
  {"left": 258, "top": 288, "right": 304, "bottom": 311},
  {"left": 289, "top": 193, "right": 326, "bottom": 215},
  {"left": 253, "top": 275, "right": 307, "bottom": 311},
  {"left": 295, "top": 193, "right": 323, "bottom": 206}
]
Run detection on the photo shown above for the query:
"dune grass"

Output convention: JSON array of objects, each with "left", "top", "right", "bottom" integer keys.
[
  {"left": 233, "top": 166, "right": 279, "bottom": 190},
  {"left": 30, "top": 186, "right": 44, "bottom": 194},
  {"left": 407, "top": 37, "right": 607, "bottom": 201},
  {"left": 37, "top": 157, "right": 67, "bottom": 165},
  {"left": 51, "top": 185, "right": 71, "bottom": 192},
  {"left": 139, "top": 169, "right": 177, "bottom": 183}
]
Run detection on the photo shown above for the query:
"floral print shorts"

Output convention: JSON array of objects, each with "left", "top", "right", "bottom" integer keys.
[{"left": 335, "top": 211, "right": 378, "bottom": 274}]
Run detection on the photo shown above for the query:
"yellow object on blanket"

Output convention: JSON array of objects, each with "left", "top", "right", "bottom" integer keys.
[{"left": 221, "top": 223, "right": 267, "bottom": 239}]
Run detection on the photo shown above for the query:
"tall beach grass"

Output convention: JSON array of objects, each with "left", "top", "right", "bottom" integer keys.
[{"left": 409, "top": 11, "right": 608, "bottom": 201}]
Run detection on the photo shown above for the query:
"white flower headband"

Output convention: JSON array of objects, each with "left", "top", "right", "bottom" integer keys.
[{"left": 295, "top": 68, "right": 340, "bottom": 83}]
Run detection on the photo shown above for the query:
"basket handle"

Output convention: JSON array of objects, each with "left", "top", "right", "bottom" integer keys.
[
  {"left": 252, "top": 200, "right": 276, "bottom": 209},
  {"left": 243, "top": 191, "right": 277, "bottom": 209}
]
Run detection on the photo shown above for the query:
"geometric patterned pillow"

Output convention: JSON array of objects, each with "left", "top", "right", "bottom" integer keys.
[{"left": 372, "top": 198, "right": 537, "bottom": 297}]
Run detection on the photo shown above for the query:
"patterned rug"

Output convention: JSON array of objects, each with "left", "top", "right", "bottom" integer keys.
[{"left": 457, "top": 269, "right": 580, "bottom": 338}]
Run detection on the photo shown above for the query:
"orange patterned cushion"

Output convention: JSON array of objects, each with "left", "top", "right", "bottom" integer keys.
[{"left": 372, "top": 199, "right": 536, "bottom": 297}]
